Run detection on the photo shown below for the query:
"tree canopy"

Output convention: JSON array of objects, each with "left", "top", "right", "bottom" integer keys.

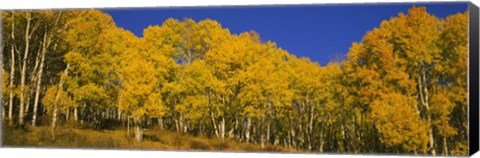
[{"left": 1, "top": 7, "right": 468, "bottom": 156}]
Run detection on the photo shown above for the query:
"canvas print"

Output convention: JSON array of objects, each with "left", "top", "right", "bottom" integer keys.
[{"left": 0, "top": 2, "right": 472, "bottom": 156}]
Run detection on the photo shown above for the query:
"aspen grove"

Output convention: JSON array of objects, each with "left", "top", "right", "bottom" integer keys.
[{"left": 1, "top": 7, "right": 468, "bottom": 155}]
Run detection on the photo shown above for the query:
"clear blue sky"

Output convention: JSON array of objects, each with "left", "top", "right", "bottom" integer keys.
[{"left": 102, "top": 2, "right": 467, "bottom": 66}]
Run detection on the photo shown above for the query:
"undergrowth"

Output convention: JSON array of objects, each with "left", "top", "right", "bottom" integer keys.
[{"left": 2, "top": 125, "right": 299, "bottom": 153}]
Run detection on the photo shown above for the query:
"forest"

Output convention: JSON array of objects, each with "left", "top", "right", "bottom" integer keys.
[{"left": 0, "top": 7, "right": 468, "bottom": 156}]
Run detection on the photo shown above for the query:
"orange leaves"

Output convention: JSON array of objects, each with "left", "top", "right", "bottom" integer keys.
[
  {"left": 370, "top": 93, "right": 428, "bottom": 151},
  {"left": 22, "top": 7, "right": 466, "bottom": 153},
  {"left": 64, "top": 10, "right": 116, "bottom": 51},
  {"left": 342, "top": 6, "right": 468, "bottom": 153},
  {"left": 42, "top": 86, "right": 73, "bottom": 113},
  {"left": 430, "top": 92, "right": 458, "bottom": 137}
]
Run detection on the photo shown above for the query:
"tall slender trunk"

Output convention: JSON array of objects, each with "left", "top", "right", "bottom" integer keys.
[
  {"left": 252, "top": 122, "right": 257, "bottom": 144},
  {"left": 291, "top": 125, "right": 296, "bottom": 147},
  {"left": 207, "top": 91, "right": 219, "bottom": 137},
  {"left": 267, "top": 123, "right": 270, "bottom": 145},
  {"left": 287, "top": 129, "right": 292, "bottom": 147},
  {"left": 184, "top": 119, "right": 188, "bottom": 133},
  {"left": 25, "top": 97, "right": 30, "bottom": 116},
  {"left": 260, "top": 114, "right": 266, "bottom": 148},
  {"left": 199, "top": 121, "right": 204, "bottom": 136},
  {"left": 246, "top": 117, "right": 251, "bottom": 143},
  {"left": 179, "top": 114, "right": 184, "bottom": 133},
  {"left": 32, "top": 33, "right": 50, "bottom": 127},
  {"left": 25, "top": 49, "right": 42, "bottom": 119},
  {"left": 51, "top": 64, "right": 69, "bottom": 140},
  {"left": 220, "top": 116, "right": 225, "bottom": 141},
  {"left": 74, "top": 106, "right": 78, "bottom": 122},
  {"left": 147, "top": 118, "right": 152, "bottom": 126},
  {"left": 158, "top": 118, "right": 164, "bottom": 130},
  {"left": 307, "top": 103, "right": 314, "bottom": 151},
  {"left": 8, "top": 12, "right": 16, "bottom": 126},
  {"left": 319, "top": 126, "right": 324, "bottom": 152},
  {"left": 174, "top": 118, "right": 179, "bottom": 133},
  {"left": 66, "top": 107, "right": 70, "bottom": 120},
  {"left": 135, "top": 125, "right": 142, "bottom": 142},
  {"left": 19, "top": 11, "right": 32, "bottom": 126},
  {"left": 134, "top": 117, "right": 143, "bottom": 142},
  {"left": 443, "top": 137, "right": 448, "bottom": 156},
  {"left": 51, "top": 104, "right": 58, "bottom": 140},
  {"left": 127, "top": 117, "right": 130, "bottom": 137},
  {"left": 234, "top": 118, "right": 239, "bottom": 139},
  {"left": 419, "top": 69, "right": 435, "bottom": 156},
  {"left": 117, "top": 109, "right": 121, "bottom": 121}
]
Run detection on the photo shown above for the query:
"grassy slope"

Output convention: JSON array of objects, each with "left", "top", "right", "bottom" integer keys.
[{"left": 2, "top": 125, "right": 301, "bottom": 153}]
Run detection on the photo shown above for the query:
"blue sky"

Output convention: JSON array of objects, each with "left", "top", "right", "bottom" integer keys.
[{"left": 103, "top": 2, "right": 467, "bottom": 66}]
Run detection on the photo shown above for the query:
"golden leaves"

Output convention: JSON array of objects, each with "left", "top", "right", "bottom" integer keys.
[{"left": 342, "top": 6, "right": 468, "bottom": 153}]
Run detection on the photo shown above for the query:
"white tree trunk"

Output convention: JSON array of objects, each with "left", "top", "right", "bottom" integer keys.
[
  {"left": 134, "top": 118, "right": 143, "bottom": 142},
  {"left": 443, "top": 137, "right": 448, "bottom": 156},
  {"left": 51, "top": 64, "right": 69, "bottom": 140},
  {"left": 32, "top": 52, "right": 44, "bottom": 127},
  {"left": 66, "top": 107, "right": 70, "bottom": 121},
  {"left": 158, "top": 118, "right": 164, "bottom": 130},
  {"left": 74, "top": 106, "right": 78, "bottom": 122},
  {"left": 220, "top": 116, "right": 225, "bottom": 141},
  {"left": 246, "top": 117, "right": 251, "bottom": 143},
  {"left": 19, "top": 11, "right": 32, "bottom": 126},
  {"left": 51, "top": 105, "right": 58, "bottom": 140},
  {"left": 135, "top": 125, "right": 143, "bottom": 142},
  {"left": 117, "top": 110, "right": 121, "bottom": 121},
  {"left": 127, "top": 118, "right": 130, "bottom": 137},
  {"left": 25, "top": 96, "right": 30, "bottom": 115},
  {"left": 8, "top": 12, "right": 15, "bottom": 126},
  {"left": 210, "top": 114, "right": 219, "bottom": 137},
  {"left": 419, "top": 69, "right": 435, "bottom": 156},
  {"left": 266, "top": 123, "right": 270, "bottom": 145}
]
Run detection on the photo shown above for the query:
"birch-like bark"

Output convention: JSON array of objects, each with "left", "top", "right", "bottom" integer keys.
[
  {"left": 424, "top": 72, "right": 435, "bottom": 156},
  {"left": 443, "top": 137, "right": 448, "bottom": 156},
  {"left": 32, "top": 32, "right": 49, "bottom": 127},
  {"left": 207, "top": 91, "right": 219, "bottom": 137},
  {"left": 134, "top": 118, "right": 143, "bottom": 142},
  {"left": 267, "top": 123, "right": 270, "bottom": 145},
  {"left": 51, "top": 64, "right": 69, "bottom": 140},
  {"left": 220, "top": 116, "right": 225, "bottom": 141},
  {"left": 319, "top": 126, "right": 324, "bottom": 152},
  {"left": 419, "top": 68, "right": 435, "bottom": 156},
  {"left": 8, "top": 12, "right": 16, "bottom": 126},
  {"left": 179, "top": 114, "right": 184, "bottom": 133},
  {"left": 228, "top": 120, "right": 235, "bottom": 138},
  {"left": 66, "top": 108, "right": 70, "bottom": 121},
  {"left": 25, "top": 48, "right": 41, "bottom": 117},
  {"left": 117, "top": 110, "right": 121, "bottom": 121},
  {"left": 307, "top": 102, "right": 314, "bottom": 151},
  {"left": 245, "top": 117, "right": 251, "bottom": 143},
  {"left": 74, "top": 106, "right": 78, "bottom": 122},
  {"left": 174, "top": 118, "right": 179, "bottom": 133},
  {"left": 158, "top": 118, "right": 164, "bottom": 130},
  {"left": 19, "top": 11, "right": 32, "bottom": 126}
]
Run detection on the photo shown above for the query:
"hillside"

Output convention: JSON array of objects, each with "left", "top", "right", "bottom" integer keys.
[{"left": 2, "top": 125, "right": 300, "bottom": 153}]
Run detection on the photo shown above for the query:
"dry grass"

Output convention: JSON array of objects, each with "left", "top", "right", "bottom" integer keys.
[{"left": 2, "top": 125, "right": 299, "bottom": 153}]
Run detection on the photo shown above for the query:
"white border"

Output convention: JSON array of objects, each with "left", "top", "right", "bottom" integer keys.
[{"left": 0, "top": 0, "right": 476, "bottom": 158}]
